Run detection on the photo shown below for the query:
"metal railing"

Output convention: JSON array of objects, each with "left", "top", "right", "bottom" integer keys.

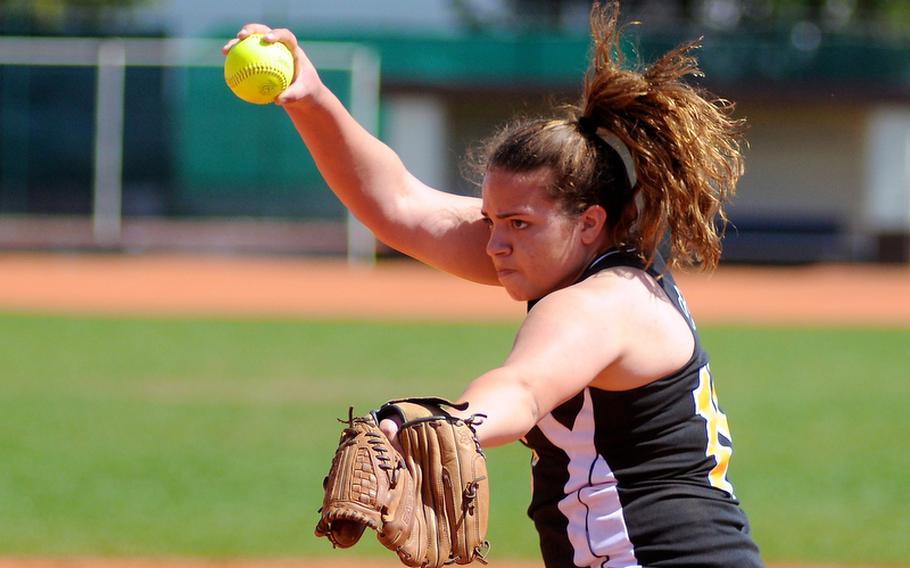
[{"left": 0, "top": 36, "right": 380, "bottom": 264}]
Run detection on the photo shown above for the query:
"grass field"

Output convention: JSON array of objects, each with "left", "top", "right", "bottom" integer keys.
[{"left": 1, "top": 312, "right": 907, "bottom": 564}]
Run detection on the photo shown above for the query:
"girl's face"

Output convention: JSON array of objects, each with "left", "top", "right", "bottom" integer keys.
[{"left": 481, "top": 167, "right": 606, "bottom": 301}]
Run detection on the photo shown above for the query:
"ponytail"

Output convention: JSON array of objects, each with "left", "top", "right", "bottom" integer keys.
[
  {"left": 475, "top": 1, "right": 745, "bottom": 271},
  {"left": 578, "top": 1, "right": 746, "bottom": 270}
]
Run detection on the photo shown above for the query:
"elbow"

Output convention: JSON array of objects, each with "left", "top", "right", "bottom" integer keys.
[
  {"left": 521, "top": 382, "right": 544, "bottom": 437},
  {"left": 517, "top": 382, "right": 543, "bottom": 433}
]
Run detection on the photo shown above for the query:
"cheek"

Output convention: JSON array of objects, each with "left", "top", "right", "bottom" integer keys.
[{"left": 538, "top": 221, "right": 581, "bottom": 255}]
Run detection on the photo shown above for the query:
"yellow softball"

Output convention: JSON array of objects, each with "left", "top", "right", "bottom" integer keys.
[{"left": 224, "top": 34, "right": 295, "bottom": 105}]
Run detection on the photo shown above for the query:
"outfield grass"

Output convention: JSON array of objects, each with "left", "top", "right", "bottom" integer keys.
[{"left": 0, "top": 313, "right": 907, "bottom": 563}]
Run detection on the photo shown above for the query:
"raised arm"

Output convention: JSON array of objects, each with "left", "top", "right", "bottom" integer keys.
[{"left": 224, "top": 26, "right": 498, "bottom": 285}]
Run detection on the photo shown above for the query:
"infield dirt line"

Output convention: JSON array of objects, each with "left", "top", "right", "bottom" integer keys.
[{"left": 0, "top": 253, "right": 908, "bottom": 324}]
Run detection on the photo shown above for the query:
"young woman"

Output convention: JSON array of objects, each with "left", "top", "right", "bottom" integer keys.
[{"left": 225, "top": 2, "right": 763, "bottom": 566}]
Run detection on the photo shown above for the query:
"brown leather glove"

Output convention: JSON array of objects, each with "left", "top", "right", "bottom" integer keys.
[{"left": 315, "top": 398, "right": 490, "bottom": 568}]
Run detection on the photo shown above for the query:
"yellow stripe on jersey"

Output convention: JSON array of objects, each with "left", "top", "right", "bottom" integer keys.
[{"left": 693, "top": 366, "right": 735, "bottom": 496}]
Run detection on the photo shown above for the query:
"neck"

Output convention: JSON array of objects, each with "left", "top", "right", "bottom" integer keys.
[
  {"left": 587, "top": 235, "right": 619, "bottom": 266},
  {"left": 566, "top": 245, "right": 614, "bottom": 288}
]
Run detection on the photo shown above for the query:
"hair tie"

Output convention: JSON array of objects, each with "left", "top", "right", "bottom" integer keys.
[
  {"left": 576, "top": 116, "right": 638, "bottom": 189},
  {"left": 577, "top": 115, "right": 598, "bottom": 135}
]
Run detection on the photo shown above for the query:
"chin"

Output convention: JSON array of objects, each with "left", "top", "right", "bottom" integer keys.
[
  {"left": 505, "top": 290, "right": 530, "bottom": 301},
  {"left": 500, "top": 282, "right": 535, "bottom": 302},
  {"left": 497, "top": 281, "right": 520, "bottom": 300},
  {"left": 498, "top": 273, "right": 547, "bottom": 302}
]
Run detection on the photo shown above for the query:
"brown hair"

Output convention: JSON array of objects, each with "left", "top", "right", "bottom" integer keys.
[{"left": 474, "top": 0, "right": 745, "bottom": 271}]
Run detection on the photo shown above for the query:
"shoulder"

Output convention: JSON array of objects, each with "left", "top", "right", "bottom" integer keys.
[
  {"left": 523, "top": 265, "right": 694, "bottom": 391},
  {"left": 519, "top": 268, "right": 644, "bottom": 357},
  {"left": 529, "top": 265, "right": 660, "bottom": 322}
]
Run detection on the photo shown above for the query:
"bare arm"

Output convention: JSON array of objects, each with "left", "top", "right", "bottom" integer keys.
[
  {"left": 454, "top": 284, "right": 627, "bottom": 447},
  {"left": 377, "top": 269, "right": 695, "bottom": 448},
  {"left": 375, "top": 279, "right": 622, "bottom": 446},
  {"left": 224, "top": 26, "right": 498, "bottom": 284},
  {"left": 376, "top": 285, "right": 621, "bottom": 448}
]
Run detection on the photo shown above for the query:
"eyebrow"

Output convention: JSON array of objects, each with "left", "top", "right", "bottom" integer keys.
[{"left": 480, "top": 209, "right": 530, "bottom": 220}]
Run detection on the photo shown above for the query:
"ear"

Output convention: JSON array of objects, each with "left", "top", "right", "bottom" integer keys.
[{"left": 579, "top": 205, "right": 608, "bottom": 245}]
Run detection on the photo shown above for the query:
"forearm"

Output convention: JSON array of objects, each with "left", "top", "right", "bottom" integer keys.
[
  {"left": 455, "top": 369, "right": 541, "bottom": 448},
  {"left": 283, "top": 85, "right": 412, "bottom": 243}
]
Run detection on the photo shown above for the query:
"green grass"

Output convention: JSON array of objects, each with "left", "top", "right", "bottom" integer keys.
[
  {"left": 0, "top": 313, "right": 907, "bottom": 564},
  {"left": 703, "top": 327, "right": 910, "bottom": 563}
]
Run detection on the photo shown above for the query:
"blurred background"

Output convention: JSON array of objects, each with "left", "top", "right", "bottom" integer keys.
[
  {"left": 2, "top": 3, "right": 909, "bottom": 565},
  {"left": 1, "top": 0, "right": 909, "bottom": 265}
]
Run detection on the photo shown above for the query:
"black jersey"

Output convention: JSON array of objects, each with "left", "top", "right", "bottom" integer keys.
[{"left": 522, "top": 248, "right": 763, "bottom": 568}]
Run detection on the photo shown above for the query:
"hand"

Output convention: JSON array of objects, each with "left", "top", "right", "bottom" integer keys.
[
  {"left": 379, "top": 416, "right": 403, "bottom": 453},
  {"left": 222, "top": 24, "right": 322, "bottom": 107}
]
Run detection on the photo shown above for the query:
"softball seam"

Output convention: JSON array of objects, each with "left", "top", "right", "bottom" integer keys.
[{"left": 227, "top": 64, "right": 290, "bottom": 91}]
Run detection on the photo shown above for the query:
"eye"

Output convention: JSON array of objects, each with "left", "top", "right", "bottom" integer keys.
[
  {"left": 510, "top": 219, "right": 529, "bottom": 230},
  {"left": 481, "top": 217, "right": 493, "bottom": 228}
]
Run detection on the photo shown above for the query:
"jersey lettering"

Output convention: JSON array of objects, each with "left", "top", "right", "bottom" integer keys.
[
  {"left": 693, "top": 365, "right": 734, "bottom": 495},
  {"left": 673, "top": 284, "right": 697, "bottom": 331}
]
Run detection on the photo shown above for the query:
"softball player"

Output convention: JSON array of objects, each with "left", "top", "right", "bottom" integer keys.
[{"left": 225, "top": 1, "right": 764, "bottom": 565}]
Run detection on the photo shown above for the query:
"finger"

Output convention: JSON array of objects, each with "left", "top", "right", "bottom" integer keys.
[
  {"left": 379, "top": 418, "right": 399, "bottom": 439},
  {"left": 379, "top": 418, "right": 403, "bottom": 453},
  {"left": 264, "top": 27, "right": 299, "bottom": 51},
  {"left": 238, "top": 23, "right": 272, "bottom": 38},
  {"left": 221, "top": 38, "right": 240, "bottom": 54},
  {"left": 274, "top": 94, "right": 292, "bottom": 107},
  {"left": 223, "top": 23, "right": 272, "bottom": 54},
  {"left": 275, "top": 77, "right": 305, "bottom": 106}
]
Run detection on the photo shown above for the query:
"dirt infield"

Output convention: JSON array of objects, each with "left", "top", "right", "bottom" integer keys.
[
  {"left": 1, "top": 252, "right": 909, "bottom": 324},
  {"left": 2, "top": 561, "right": 530, "bottom": 568},
  {"left": 0, "top": 560, "right": 895, "bottom": 568}
]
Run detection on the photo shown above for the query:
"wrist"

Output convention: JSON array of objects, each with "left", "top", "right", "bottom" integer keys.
[{"left": 279, "top": 80, "right": 328, "bottom": 113}]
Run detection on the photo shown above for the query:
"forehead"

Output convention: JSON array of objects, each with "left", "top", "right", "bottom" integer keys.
[{"left": 481, "top": 168, "right": 556, "bottom": 211}]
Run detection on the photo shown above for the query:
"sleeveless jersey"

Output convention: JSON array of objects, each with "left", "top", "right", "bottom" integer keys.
[{"left": 522, "top": 248, "right": 763, "bottom": 568}]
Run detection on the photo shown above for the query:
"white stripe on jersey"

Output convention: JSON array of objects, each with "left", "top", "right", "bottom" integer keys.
[{"left": 535, "top": 388, "right": 641, "bottom": 568}]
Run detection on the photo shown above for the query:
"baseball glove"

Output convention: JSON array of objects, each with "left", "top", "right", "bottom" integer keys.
[{"left": 315, "top": 397, "right": 490, "bottom": 568}]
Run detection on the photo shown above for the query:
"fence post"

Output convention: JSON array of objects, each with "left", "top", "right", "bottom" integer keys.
[
  {"left": 345, "top": 45, "right": 381, "bottom": 267},
  {"left": 93, "top": 39, "right": 126, "bottom": 248}
]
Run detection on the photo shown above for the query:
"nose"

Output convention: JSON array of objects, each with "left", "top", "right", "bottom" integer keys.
[{"left": 485, "top": 225, "right": 510, "bottom": 257}]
